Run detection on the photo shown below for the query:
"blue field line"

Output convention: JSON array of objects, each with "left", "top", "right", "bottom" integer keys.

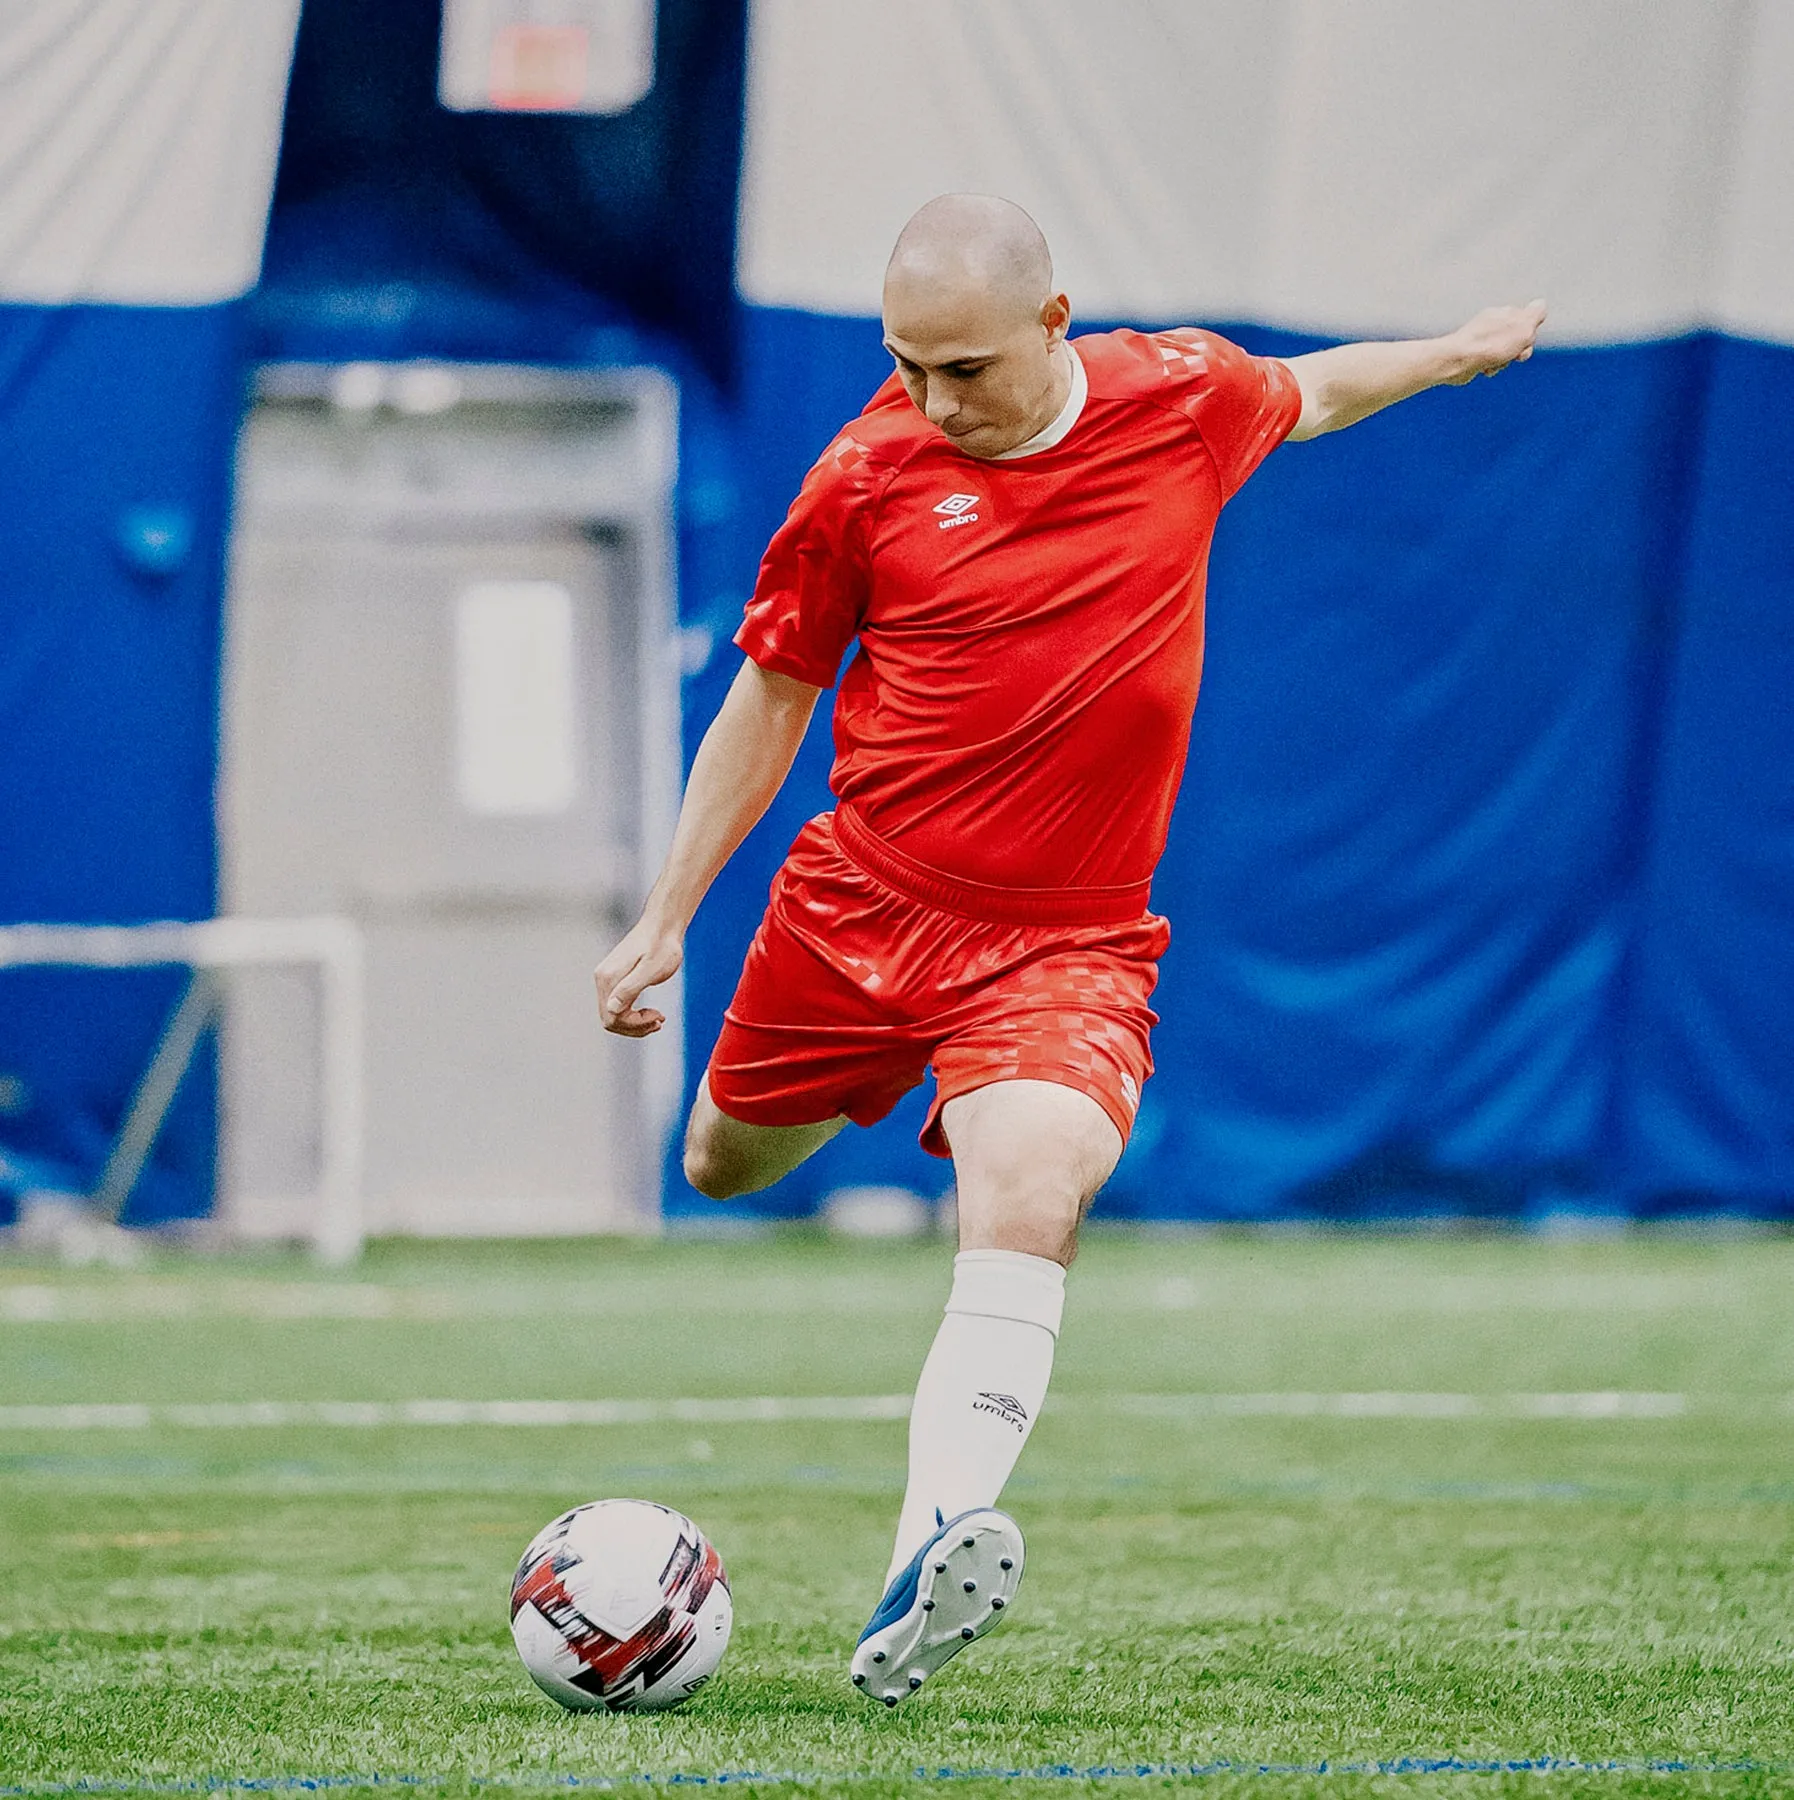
[{"left": 0, "top": 1758, "right": 1779, "bottom": 1794}]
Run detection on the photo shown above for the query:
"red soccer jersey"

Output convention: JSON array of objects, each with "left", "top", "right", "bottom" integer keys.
[{"left": 734, "top": 327, "right": 1301, "bottom": 892}]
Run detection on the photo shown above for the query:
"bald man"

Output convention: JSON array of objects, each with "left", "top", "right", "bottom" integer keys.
[{"left": 594, "top": 194, "right": 1545, "bottom": 1704}]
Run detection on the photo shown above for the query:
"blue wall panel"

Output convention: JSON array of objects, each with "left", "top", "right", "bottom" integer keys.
[
  {"left": 1618, "top": 335, "right": 1794, "bottom": 1212},
  {"left": 667, "top": 312, "right": 1746, "bottom": 1222},
  {"left": 0, "top": 303, "right": 243, "bottom": 1222},
  {"left": 1139, "top": 336, "right": 1709, "bottom": 1220}
]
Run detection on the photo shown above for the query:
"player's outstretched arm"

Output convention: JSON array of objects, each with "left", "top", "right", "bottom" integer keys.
[
  {"left": 594, "top": 659, "right": 821, "bottom": 1037},
  {"left": 1283, "top": 301, "right": 1547, "bottom": 441}
]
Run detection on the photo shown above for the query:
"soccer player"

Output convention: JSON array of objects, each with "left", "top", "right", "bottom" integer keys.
[{"left": 593, "top": 194, "right": 1545, "bottom": 1703}]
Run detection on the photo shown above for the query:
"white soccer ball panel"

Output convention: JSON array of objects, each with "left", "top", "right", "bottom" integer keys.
[
  {"left": 509, "top": 1498, "right": 732, "bottom": 1713},
  {"left": 561, "top": 1498, "right": 685, "bottom": 1637}
]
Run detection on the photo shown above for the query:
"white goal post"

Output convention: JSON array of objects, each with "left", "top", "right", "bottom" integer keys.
[{"left": 0, "top": 918, "right": 365, "bottom": 1263}]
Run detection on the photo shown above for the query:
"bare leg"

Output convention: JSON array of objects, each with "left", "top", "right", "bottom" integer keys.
[
  {"left": 682, "top": 1077, "right": 848, "bottom": 1199},
  {"left": 941, "top": 1077, "right": 1124, "bottom": 1264}
]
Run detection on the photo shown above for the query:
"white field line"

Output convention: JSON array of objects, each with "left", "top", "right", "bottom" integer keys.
[
  {"left": 0, "top": 1396, "right": 911, "bottom": 1431},
  {"left": 0, "top": 1392, "right": 1776, "bottom": 1431},
  {"left": 1109, "top": 1390, "right": 1697, "bottom": 1419},
  {"left": 3, "top": 1271, "right": 1777, "bottom": 1323},
  {"left": 0, "top": 1283, "right": 932, "bottom": 1323}
]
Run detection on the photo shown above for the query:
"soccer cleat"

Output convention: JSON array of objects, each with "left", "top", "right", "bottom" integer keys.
[{"left": 850, "top": 1508, "right": 1024, "bottom": 1705}]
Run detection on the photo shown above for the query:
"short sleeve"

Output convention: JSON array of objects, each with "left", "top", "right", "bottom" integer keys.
[
  {"left": 733, "top": 430, "right": 881, "bottom": 687},
  {"left": 1150, "top": 328, "right": 1302, "bottom": 502}
]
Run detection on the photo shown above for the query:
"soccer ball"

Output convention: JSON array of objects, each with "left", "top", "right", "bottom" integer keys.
[{"left": 509, "top": 1499, "right": 732, "bottom": 1711}]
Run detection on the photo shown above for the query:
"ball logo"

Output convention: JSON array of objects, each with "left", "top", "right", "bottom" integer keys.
[{"left": 933, "top": 492, "right": 981, "bottom": 530}]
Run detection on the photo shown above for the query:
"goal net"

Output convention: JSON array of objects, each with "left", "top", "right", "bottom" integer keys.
[{"left": 0, "top": 918, "right": 364, "bottom": 1262}]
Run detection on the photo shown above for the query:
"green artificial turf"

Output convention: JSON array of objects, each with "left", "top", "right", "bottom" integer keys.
[{"left": 1, "top": 1229, "right": 1791, "bottom": 1798}]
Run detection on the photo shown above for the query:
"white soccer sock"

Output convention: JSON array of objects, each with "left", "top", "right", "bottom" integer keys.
[{"left": 886, "top": 1248, "right": 1066, "bottom": 1585}]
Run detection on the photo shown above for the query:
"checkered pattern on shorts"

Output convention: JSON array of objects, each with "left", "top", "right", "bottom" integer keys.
[{"left": 705, "top": 816, "right": 1168, "bottom": 1157}]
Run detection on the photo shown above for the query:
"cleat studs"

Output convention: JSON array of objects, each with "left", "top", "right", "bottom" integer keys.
[
  {"left": 922, "top": 1599, "right": 934, "bottom": 1612},
  {"left": 999, "top": 1558, "right": 1014, "bottom": 1571},
  {"left": 884, "top": 1694, "right": 898, "bottom": 1708},
  {"left": 852, "top": 1672, "right": 866, "bottom": 1686},
  {"left": 933, "top": 1561, "right": 947, "bottom": 1574},
  {"left": 909, "top": 1674, "right": 923, "bottom": 1690},
  {"left": 872, "top": 1651, "right": 886, "bottom": 1664},
  {"left": 962, "top": 1536, "right": 976, "bottom": 1548},
  {"left": 963, "top": 1579, "right": 977, "bottom": 1593},
  {"left": 990, "top": 1596, "right": 1005, "bottom": 1609},
  {"left": 960, "top": 1626, "right": 976, "bottom": 1640}
]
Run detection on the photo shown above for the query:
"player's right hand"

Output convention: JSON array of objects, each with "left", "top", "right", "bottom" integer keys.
[{"left": 594, "top": 920, "right": 684, "bottom": 1038}]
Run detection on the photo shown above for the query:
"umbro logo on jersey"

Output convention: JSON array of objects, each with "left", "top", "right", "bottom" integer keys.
[
  {"left": 973, "top": 1391, "right": 1028, "bottom": 1431},
  {"left": 933, "top": 491, "right": 981, "bottom": 529}
]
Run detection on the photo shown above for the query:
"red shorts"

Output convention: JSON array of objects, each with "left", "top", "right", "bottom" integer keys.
[{"left": 704, "top": 809, "right": 1169, "bottom": 1158}]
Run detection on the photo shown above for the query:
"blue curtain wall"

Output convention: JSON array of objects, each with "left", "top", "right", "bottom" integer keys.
[
  {"left": 1616, "top": 336, "right": 1794, "bottom": 1214},
  {"left": 666, "top": 307, "right": 1794, "bottom": 1224},
  {"left": 0, "top": 302, "right": 244, "bottom": 1223},
  {"left": 11, "top": 294, "right": 1779, "bottom": 1227}
]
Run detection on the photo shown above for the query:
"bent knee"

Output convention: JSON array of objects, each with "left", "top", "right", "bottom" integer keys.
[
  {"left": 682, "top": 1089, "right": 846, "bottom": 1199},
  {"left": 683, "top": 1161, "right": 742, "bottom": 1202},
  {"left": 681, "top": 1134, "right": 750, "bottom": 1201}
]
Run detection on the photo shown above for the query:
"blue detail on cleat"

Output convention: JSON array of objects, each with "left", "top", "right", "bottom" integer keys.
[
  {"left": 857, "top": 1514, "right": 959, "bottom": 1648},
  {"left": 850, "top": 1508, "right": 1025, "bottom": 1705}
]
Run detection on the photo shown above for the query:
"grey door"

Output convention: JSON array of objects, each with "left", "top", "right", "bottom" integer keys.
[{"left": 219, "top": 367, "right": 679, "bottom": 1240}]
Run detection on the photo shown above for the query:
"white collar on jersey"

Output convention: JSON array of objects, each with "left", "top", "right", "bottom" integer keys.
[{"left": 991, "top": 341, "right": 1088, "bottom": 460}]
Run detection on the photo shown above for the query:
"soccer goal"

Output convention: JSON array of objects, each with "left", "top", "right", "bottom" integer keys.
[{"left": 0, "top": 917, "right": 365, "bottom": 1263}]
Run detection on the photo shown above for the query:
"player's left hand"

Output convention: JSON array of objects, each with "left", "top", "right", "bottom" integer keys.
[{"left": 1445, "top": 300, "right": 1547, "bottom": 383}]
